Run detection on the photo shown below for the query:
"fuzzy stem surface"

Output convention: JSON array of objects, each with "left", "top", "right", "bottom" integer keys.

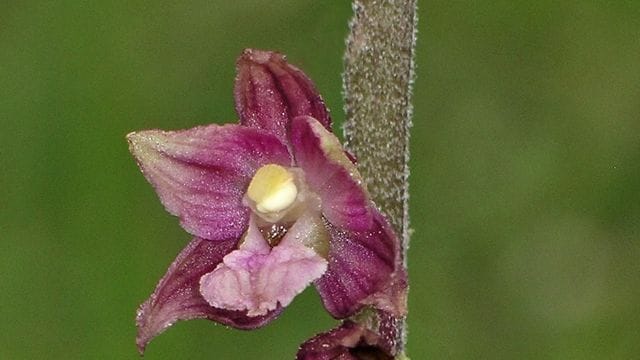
[{"left": 343, "top": 0, "right": 417, "bottom": 357}]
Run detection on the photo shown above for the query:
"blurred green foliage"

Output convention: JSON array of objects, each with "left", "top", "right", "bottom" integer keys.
[{"left": 1, "top": 1, "right": 638, "bottom": 358}]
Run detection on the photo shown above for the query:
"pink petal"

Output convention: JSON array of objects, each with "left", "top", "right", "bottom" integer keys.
[
  {"left": 234, "top": 49, "right": 332, "bottom": 142},
  {"left": 289, "top": 116, "right": 373, "bottom": 231},
  {"left": 127, "top": 124, "right": 291, "bottom": 241},
  {"left": 136, "top": 237, "right": 282, "bottom": 354},
  {"left": 200, "top": 219, "right": 328, "bottom": 317},
  {"left": 296, "top": 320, "right": 393, "bottom": 360},
  {"left": 315, "top": 210, "right": 406, "bottom": 319}
]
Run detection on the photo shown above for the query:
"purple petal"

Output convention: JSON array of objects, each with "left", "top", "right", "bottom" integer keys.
[
  {"left": 136, "top": 237, "right": 283, "bottom": 354},
  {"left": 315, "top": 210, "right": 406, "bottom": 319},
  {"left": 234, "top": 49, "right": 332, "bottom": 142},
  {"left": 127, "top": 124, "right": 291, "bottom": 241},
  {"left": 296, "top": 321, "right": 393, "bottom": 360},
  {"left": 200, "top": 218, "right": 328, "bottom": 317},
  {"left": 289, "top": 116, "right": 372, "bottom": 231}
]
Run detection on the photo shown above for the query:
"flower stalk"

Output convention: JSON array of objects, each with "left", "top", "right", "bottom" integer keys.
[{"left": 343, "top": 0, "right": 418, "bottom": 356}]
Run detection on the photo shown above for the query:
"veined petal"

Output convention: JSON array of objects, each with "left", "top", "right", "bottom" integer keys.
[
  {"left": 296, "top": 321, "right": 393, "bottom": 360},
  {"left": 315, "top": 210, "right": 405, "bottom": 319},
  {"left": 290, "top": 116, "right": 372, "bottom": 231},
  {"left": 127, "top": 124, "right": 291, "bottom": 241},
  {"left": 200, "top": 219, "right": 328, "bottom": 317},
  {"left": 234, "top": 49, "right": 331, "bottom": 142},
  {"left": 135, "top": 237, "right": 282, "bottom": 354}
]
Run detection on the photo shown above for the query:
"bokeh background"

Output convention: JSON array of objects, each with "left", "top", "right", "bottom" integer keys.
[{"left": 2, "top": 1, "right": 639, "bottom": 358}]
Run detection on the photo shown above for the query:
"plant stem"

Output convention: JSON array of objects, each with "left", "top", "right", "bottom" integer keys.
[{"left": 342, "top": 0, "right": 417, "bottom": 356}]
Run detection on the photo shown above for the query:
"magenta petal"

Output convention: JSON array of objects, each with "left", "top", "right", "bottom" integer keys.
[
  {"left": 234, "top": 49, "right": 332, "bottom": 141},
  {"left": 200, "top": 219, "right": 328, "bottom": 317},
  {"left": 136, "top": 237, "right": 283, "bottom": 354},
  {"left": 296, "top": 321, "right": 393, "bottom": 360},
  {"left": 315, "top": 210, "right": 405, "bottom": 319},
  {"left": 289, "top": 116, "right": 372, "bottom": 231},
  {"left": 127, "top": 124, "right": 291, "bottom": 241}
]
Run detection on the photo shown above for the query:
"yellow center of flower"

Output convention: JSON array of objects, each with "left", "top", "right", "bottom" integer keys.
[{"left": 247, "top": 164, "right": 298, "bottom": 214}]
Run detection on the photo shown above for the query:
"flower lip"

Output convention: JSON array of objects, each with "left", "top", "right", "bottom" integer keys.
[{"left": 199, "top": 217, "right": 328, "bottom": 317}]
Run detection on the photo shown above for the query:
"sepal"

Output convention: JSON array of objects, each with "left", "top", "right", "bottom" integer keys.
[
  {"left": 136, "top": 237, "right": 283, "bottom": 354},
  {"left": 235, "top": 49, "right": 332, "bottom": 141},
  {"left": 127, "top": 125, "right": 290, "bottom": 241}
]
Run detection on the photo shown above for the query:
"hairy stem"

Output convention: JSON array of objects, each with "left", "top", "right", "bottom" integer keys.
[{"left": 342, "top": 0, "right": 417, "bottom": 356}]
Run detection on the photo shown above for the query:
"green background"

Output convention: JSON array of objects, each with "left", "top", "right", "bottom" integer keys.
[{"left": 2, "top": 1, "right": 639, "bottom": 358}]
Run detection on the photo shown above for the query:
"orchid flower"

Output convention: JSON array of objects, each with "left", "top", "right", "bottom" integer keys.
[{"left": 128, "top": 49, "right": 405, "bottom": 356}]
